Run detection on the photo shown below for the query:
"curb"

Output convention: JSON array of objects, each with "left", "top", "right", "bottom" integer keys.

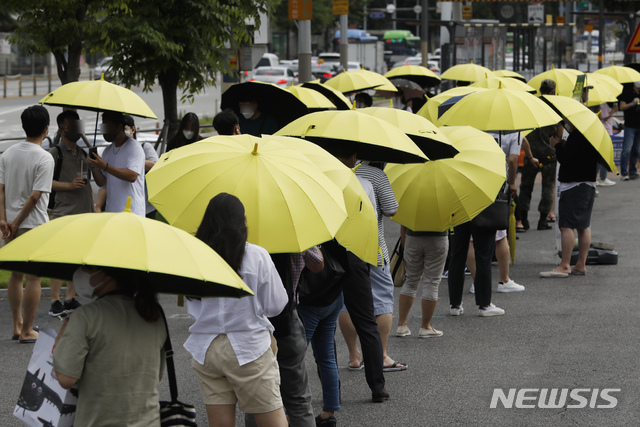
[{"left": 0, "top": 287, "right": 63, "bottom": 298}]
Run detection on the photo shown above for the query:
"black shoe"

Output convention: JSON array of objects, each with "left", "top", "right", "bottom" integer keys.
[
  {"left": 372, "top": 387, "right": 390, "bottom": 403},
  {"left": 537, "top": 220, "right": 552, "bottom": 230},
  {"left": 64, "top": 298, "right": 81, "bottom": 313},
  {"left": 49, "top": 300, "right": 66, "bottom": 316},
  {"left": 316, "top": 414, "right": 337, "bottom": 427},
  {"left": 631, "top": 173, "right": 640, "bottom": 180},
  {"left": 521, "top": 213, "right": 530, "bottom": 230}
]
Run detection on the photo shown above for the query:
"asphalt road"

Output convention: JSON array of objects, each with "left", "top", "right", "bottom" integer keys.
[{"left": 1, "top": 168, "right": 638, "bottom": 426}]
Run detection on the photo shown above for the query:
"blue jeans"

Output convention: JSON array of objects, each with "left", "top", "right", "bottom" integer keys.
[
  {"left": 297, "top": 294, "right": 343, "bottom": 412},
  {"left": 620, "top": 126, "right": 640, "bottom": 176}
]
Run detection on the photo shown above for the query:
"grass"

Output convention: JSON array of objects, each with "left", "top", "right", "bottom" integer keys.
[{"left": 0, "top": 270, "right": 52, "bottom": 289}]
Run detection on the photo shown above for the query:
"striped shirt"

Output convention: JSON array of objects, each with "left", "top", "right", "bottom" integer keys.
[{"left": 355, "top": 163, "right": 398, "bottom": 266}]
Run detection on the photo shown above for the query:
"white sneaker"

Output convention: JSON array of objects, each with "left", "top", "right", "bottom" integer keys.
[
  {"left": 622, "top": 175, "right": 630, "bottom": 181},
  {"left": 396, "top": 325, "right": 411, "bottom": 337},
  {"left": 597, "top": 178, "right": 616, "bottom": 187},
  {"left": 470, "top": 283, "right": 475, "bottom": 294},
  {"left": 497, "top": 279, "right": 525, "bottom": 293},
  {"left": 450, "top": 305, "right": 464, "bottom": 316},
  {"left": 419, "top": 327, "right": 443, "bottom": 338},
  {"left": 478, "top": 303, "right": 505, "bottom": 317}
]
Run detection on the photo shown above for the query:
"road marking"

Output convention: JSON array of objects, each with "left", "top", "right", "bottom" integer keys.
[{"left": 0, "top": 106, "right": 28, "bottom": 116}]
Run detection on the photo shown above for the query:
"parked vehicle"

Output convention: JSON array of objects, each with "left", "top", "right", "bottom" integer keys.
[
  {"left": 312, "top": 62, "right": 340, "bottom": 82},
  {"left": 255, "top": 53, "right": 280, "bottom": 68},
  {"left": 392, "top": 56, "right": 440, "bottom": 74},
  {"left": 249, "top": 66, "right": 298, "bottom": 86}
]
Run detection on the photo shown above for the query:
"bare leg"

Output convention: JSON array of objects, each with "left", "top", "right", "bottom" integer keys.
[
  {"left": 8, "top": 272, "right": 25, "bottom": 337},
  {"left": 21, "top": 275, "right": 41, "bottom": 340},
  {"left": 66, "top": 281, "right": 76, "bottom": 299},
  {"left": 50, "top": 279, "right": 62, "bottom": 301},
  {"left": 556, "top": 227, "right": 575, "bottom": 274},
  {"left": 397, "top": 294, "right": 414, "bottom": 327},
  {"left": 375, "top": 313, "right": 394, "bottom": 366},
  {"left": 421, "top": 299, "right": 437, "bottom": 330},
  {"left": 495, "top": 237, "right": 510, "bottom": 283},
  {"left": 205, "top": 404, "right": 236, "bottom": 427},
  {"left": 574, "top": 228, "right": 591, "bottom": 273},
  {"left": 253, "top": 407, "right": 288, "bottom": 427},
  {"left": 338, "top": 311, "right": 361, "bottom": 368}
]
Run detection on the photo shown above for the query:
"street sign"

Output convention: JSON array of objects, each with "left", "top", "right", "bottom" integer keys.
[
  {"left": 528, "top": 5, "right": 544, "bottom": 24},
  {"left": 462, "top": 5, "right": 472, "bottom": 20},
  {"left": 572, "top": 74, "right": 586, "bottom": 102},
  {"left": 289, "top": 0, "right": 312, "bottom": 20},
  {"left": 586, "top": 24, "right": 594, "bottom": 32},
  {"left": 627, "top": 21, "right": 640, "bottom": 54},
  {"left": 333, "top": 0, "right": 348, "bottom": 15},
  {"left": 556, "top": 16, "right": 565, "bottom": 24},
  {"left": 370, "top": 12, "right": 385, "bottom": 18}
]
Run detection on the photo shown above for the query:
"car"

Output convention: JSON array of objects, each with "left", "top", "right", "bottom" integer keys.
[
  {"left": 255, "top": 53, "right": 280, "bottom": 68},
  {"left": 318, "top": 53, "right": 341, "bottom": 64},
  {"left": 249, "top": 66, "right": 298, "bottom": 87},
  {"left": 311, "top": 62, "right": 340, "bottom": 82},
  {"left": 392, "top": 56, "right": 440, "bottom": 74},
  {"left": 93, "top": 56, "right": 113, "bottom": 79}
]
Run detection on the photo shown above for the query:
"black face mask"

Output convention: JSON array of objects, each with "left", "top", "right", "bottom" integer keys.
[
  {"left": 65, "top": 130, "right": 82, "bottom": 142},
  {"left": 103, "top": 132, "right": 117, "bottom": 142}
]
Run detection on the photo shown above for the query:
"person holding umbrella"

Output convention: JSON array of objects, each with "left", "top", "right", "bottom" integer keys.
[
  {"left": 212, "top": 109, "right": 241, "bottom": 136},
  {"left": 617, "top": 81, "right": 640, "bottom": 181},
  {"left": 238, "top": 95, "right": 279, "bottom": 137}
]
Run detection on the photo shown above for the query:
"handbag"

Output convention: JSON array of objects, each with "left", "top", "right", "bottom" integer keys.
[
  {"left": 158, "top": 307, "right": 197, "bottom": 427},
  {"left": 389, "top": 237, "right": 406, "bottom": 287},
  {"left": 472, "top": 183, "right": 510, "bottom": 230},
  {"left": 298, "top": 242, "right": 345, "bottom": 307}
]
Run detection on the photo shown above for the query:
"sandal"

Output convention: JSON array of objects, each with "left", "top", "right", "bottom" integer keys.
[
  {"left": 546, "top": 214, "right": 556, "bottom": 223},
  {"left": 383, "top": 361, "right": 408, "bottom": 372}
]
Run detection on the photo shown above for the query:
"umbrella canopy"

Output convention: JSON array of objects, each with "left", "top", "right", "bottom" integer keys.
[
  {"left": 384, "top": 65, "right": 441, "bottom": 87},
  {"left": 385, "top": 126, "right": 507, "bottom": 232},
  {"left": 285, "top": 85, "right": 336, "bottom": 110},
  {"left": 0, "top": 207, "right": 251, "bottom": 298},
  {"left": 583, "top": 75, "right": 619, "bottom": 107},
  {"left": 221, "top": 81, "right": 309, "bottom": 130},
  {"left": 440, "top": 63, "right": 495, "bottom": 82},
  {"left": 527, "top": 67, "right": 583, "bottom": 97},
  {"left": 147, "top": 135, "right": 348, "bottom": 253},
  {"left": 388, "top": 78, "right": 425, "bottom": 100},
  {"left": 39, "top": 76, "right": 157, "bottom": 119},
  {"left": 301, "top": 80, "right": 352, "bottom": 110},
  {"left": 439, "top": 85, "right": 562, "bottom": 131},
  {"left": 470, "top": 76, "right": 536, "bottom": 92},
  {"left": 493, "top": 70, "right": 527, "bottom": 82},
  {"left": 416, "top": 87, "right": 487, "bottom": 126},
  {"left": 262, "top": 135, "right": 379, "bottom": 265},
  {"left": 585, "top": 73, "right": 623, "bottom": 98},
  {"left": 324, "top": 69, "right": 398, "bottom": 93},
  {"left": 275, "top": 110, "right": 428, "bottom": 164},
  {"left": 541, "top": 95, "right": 618, "bottom": 174},
  {"left": 358, "top": 107, "right": 458, "bottom": 160},
  {"left": 593, "top": 64, "right": 640, "bottom": 84}
]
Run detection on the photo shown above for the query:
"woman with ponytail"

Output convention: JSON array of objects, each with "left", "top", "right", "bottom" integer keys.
[{"left": 185, "top": 193, "right": 289, "bottom": 427}]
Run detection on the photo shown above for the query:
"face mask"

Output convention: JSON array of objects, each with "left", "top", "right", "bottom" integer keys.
[
  {"left": 240, "top": 108, "right": 254, "bottom": 120},
  {"left": 124, "top": 130, "right": 132, "bottom": 138},
  {"left": 65, "top": 130, "right": 81, "bottom": 142},
  {"left": 182, "top": 130, "right": 195, "bottom": 139},
  {"left": 73, "top": 267, "right": 106, "bottom": 304}
]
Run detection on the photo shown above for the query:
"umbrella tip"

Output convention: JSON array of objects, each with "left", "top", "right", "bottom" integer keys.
[
  {"left": 352, "top": 100, "right": 357, "bottom": 110},
  {"left": 389, "top": 99, "right": 393, "bottom": 108},
  {"left": 100, "top": 73, "right": 105, "bottom": 81},
  {"left": 251, "top": 143, "right": 259, "bottom": 155},
  {"left": 302, "top": 125, "right": 315, "bottom": 138},
  {"left": 551, "top": 64, "right": 555, "bottom": 70},
  {"left": 124, "top": 197, "right": 132, "bottom": 213}
]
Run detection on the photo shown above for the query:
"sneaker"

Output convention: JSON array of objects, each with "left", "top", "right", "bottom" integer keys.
[
  {"left": 450, "top": 304, "right": 464, "bottom": 316},
  {"left": 464, "top": 266, "right": 471, "bottom": 275},
  {"left": 64, "top": 298, "right": 81, "bottom": 313},
  {"left": 396, "top": 325, "right": 411, "bottom": 337},
  {"left": 621, "top": 174, "right": 630, "bottom": 181},
  {"left": 469, "top": 283, "right": 475, "bottom": 294},
  {"left": 419, "top": 327, "right": 443, "bottom": 338},
  {"left": 441, "top": 270, "right": 448, "bottom": 279},
  {"left": 478, "top": 303, "right": 505, "bottom": 317},
  {"left": 49, "top": 300, "right": 66, "bottom": 316},
  {"left": 316, "top": 414, "right": 337, "bottom": 427},
  {"left": 497, "top": 279, "right": 525, "bottom": 293},
  {"left": 631, "top": 173, "right": 640, "bottom": 180},
  {"left": 597, "top": 178, "right": 616, "bottom": 187}
]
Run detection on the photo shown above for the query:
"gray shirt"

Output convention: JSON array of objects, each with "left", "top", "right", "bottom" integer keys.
[{"left": 49, "top": 143, "right": 94, "bottom": 218}]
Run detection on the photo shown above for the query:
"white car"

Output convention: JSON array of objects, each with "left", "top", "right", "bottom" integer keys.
[
  {"left": 249, "top": 66, "right": 298, "bottom": 87},
  {"left": 392, "top": 56, "right": 440, "bottom": 74},
  {"left": 93, "top": 56, "right": 113, "bottom": 79}
]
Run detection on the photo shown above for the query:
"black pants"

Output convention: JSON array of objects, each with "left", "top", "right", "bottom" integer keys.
[
  {"left": 448, "top": 222, "right": 496, "bottom": 308},
  {"left": 341, "top": 251, "right": 385, "bottom": 393}
]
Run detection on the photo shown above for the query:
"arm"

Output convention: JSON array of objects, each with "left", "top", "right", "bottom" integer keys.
[
  {"left": 619, "top": 98, "right": 639, "bottom": 111},
  {"left": 507, "top": 154, "right": 519, "bottom": 196},
  {"left": 53, "top": 318, "right": 78, "bottom": 389},
  {"left": 0, "top": 184, "right": 8, "bottom": 239},
  {"left": 95, "top": 188, "right": 107, "bottom": 213},
  {"left": 88, "top": 152, "right": 139, "bottom": 183},
  {"left": 521, "top": 137, "right": 539, "bottom": 169},
  {"left": 8, "top": 190, "right": 44, "bottom": 234},
  {"left": 303, "top": 246, "right": 324, "bottom": 273},
  {"left": 144, "top": 160, "right": 156, "bottom": 173},
  {"left": 52, "top": 178, "right": 85, "bottom": 191}
]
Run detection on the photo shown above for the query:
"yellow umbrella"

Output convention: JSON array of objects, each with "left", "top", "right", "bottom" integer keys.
[
  {"left": 147, "top": 135, "right": 348, "bottom": 253},
  {"left": 0, "top": 201, "right": 251, "bottom": 298},
  {"left": 493, "top": 70, "right": 526, "bottom": 82},
  {"left": 324, "top": 69, "right": 398, "bottom": 93},
  {"left": 385, "top": 126, "right": 506, "bottom": 232},
  {"left": 583, "top": 79, "right": 618, "bottom": 107},
  {"left": 39, "top": 75, "right": 157, "bottom": 119},
  {"left": 285, "top": 85, "right": 336, "bottom": 110},
  {"left": 585, "top": 72, "right": 623, "bottom": 108},
  {"left": 440, "top": 62, "right": 495, "bottom": 82},
  {"left": 594, "top": 63, "right": 640, "bottom": 84},
  {"left": 275, "top": 110, "right": 428, "bottom": 164},
  {"left": 358, "top": 107, "right": 458, "bottom": 160},
  {"left": 416, "top": 87, "right": 487, "bottom": 126},
  {"left": 470, "top": 76, "right": 536, "bottom": 92},
  {"left": 541, "top": 95, "right": 618, "bottom": 174},
  {"left": 301, "top": 80, "right": 352, "bottom": 110},
  {"left": 384, "top": 65, "right": 441, "bottom": 87},
  {"left": 262, "top": 135, "right": 379, "bottom": 265},
  {"left": 439, "top": 85, "right": 562, "bottom": 131},
  {"left": 527, "top": 66, "right": 583, "bottom": 97}
]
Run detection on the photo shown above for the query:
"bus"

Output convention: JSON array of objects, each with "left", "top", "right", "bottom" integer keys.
[{"left": 382, "top": 30, "right": 420, "bottom": 69}]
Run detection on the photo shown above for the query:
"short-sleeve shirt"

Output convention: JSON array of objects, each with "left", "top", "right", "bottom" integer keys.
[
  {"left": 53, "top": 293, "right": 166, "bottom": 427},
  {"left": 140, "top": 141, "right": 159, "bottom": 214},
  {"left": 489, "top": 131, "right": 522, "bottom": 177},
  {"left": 101, "top": 138, "right": 146, "bottom": 216},
  {"left": 0, "top": 141, "right": 54, "bottom": 228},
  {"left": 618, "top": 86, "right": 640, "bottom": 129},
  {"left": 49, "top": 143, "right": 94, "bottom": 218}
]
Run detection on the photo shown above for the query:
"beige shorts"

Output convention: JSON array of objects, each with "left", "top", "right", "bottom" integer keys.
[{"left": 191, "top": 334, "right": 282, "bottom": 414}]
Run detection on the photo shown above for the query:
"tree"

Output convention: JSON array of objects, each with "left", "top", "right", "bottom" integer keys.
[{"left": 99, "top": 0, "right": 271, "bottom": 139}]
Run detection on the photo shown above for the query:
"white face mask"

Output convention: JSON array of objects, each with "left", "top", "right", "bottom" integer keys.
[
  {"left": 182, "top": 130, "right": 195, "bottom": 139},
  {"left": 124, "top": 130, "right": 132, "bottom": 138},
  {"left": 240, "top": 108, "right": 254, "bottom": 120},
  {"left": 73, "top": 267, "right": 106, "bottom": 304}
]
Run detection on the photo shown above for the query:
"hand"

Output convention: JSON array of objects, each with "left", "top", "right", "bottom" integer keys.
[
  {"left": 549, "top": 135, "right": 560, "bottom": 146},
  {"left": 509, "top": 184, "right": 518, "bottom": 197},
  {"left": 87, "top": 152, "right": 107, "bottom": 171},
  {"left": 95, "top": 205, "right": 102, "bottom": 213},
  {"left": 68, "top": 178, "right": 86, "bottom": 190},
  {"left": 529, "top": 157, "right": 540, "bottom": 169},
  {"left": 0, "top": 219, "right": 10, "bottom": 239}
]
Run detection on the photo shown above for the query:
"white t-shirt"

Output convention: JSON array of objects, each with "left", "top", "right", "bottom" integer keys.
[
  {"left": 101, "top": 138, "right": 146, "bottom": 216},
  {"left": 0, "top": 141, "right": 54, "bottom": 229},
  {"left": 489, "top": 131, "right": 522, "bottom": 157},
  {"left": 140, "top": 141, "right": 159, "bottom": 214}
]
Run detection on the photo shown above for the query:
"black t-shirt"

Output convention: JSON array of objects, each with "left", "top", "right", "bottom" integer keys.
[
  {"left": 617, "top": 85, "right": 640, "bottom": 129},
  {"left": 556, "top": 130, "right": 599, "bottom": 183}
]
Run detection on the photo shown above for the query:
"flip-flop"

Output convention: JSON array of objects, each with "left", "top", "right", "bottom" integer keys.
[
  {"left": 19, "top": 338, "right": 37, "bottom": 344},
  {"left": 539, "top": 270, "right": 569, "bottom": 278},
  {"left": 570, "top": 269, "right": 586, "bottom": 276},
  {"left": 12, "top": 326, "right": 39, "bottom": 341},
  {"left": 383, "top": 361, "right": 408, "bottom": 372},
  {"left": 347, "top": 361, "right": 364, "bottom": 371},
  {"left": 516, "top": 227, "right": 526, "bottom": 233},
  {"left": 546, "top": 215, "right": 556, "bottom": 223}
]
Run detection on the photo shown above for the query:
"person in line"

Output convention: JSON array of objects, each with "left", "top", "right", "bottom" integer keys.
[
  {"left": 238, "top": 95, "right": 279, "bottom": 136},
  {"left": 166, "top": 112, "right": 203, "bottom": 151},
  {"left": 617, "top": 81, "right": 640, "bottom": 181},
  {"left": 540, "top": 121, "right": 599, "bottom": 278},
  {"left": 88, "top": 111, "right": 146, "bottom": 216},
  {"left": 48, "top": 110, "right": 93, "bottom": 316},
  {"left": 355, "top": 93, "right": 373, "bottom": 109},
  {"left": 213, "top": 109, "right": 241, "bottom": 136},
  {"left": 0, "top": 105, "right": 54, "bottom": 343},
  {"left": 185, "top": 193, "right": 288, "bottom": 427},
  {"left": 53, "top": 267, "right": 167, "bottom": 426},
  {"left": 594, "top": 102, "right": 617, "bottom": 187},
  {"left": 395, "top": 226, "right": 448, "bottom": 338},
  {"left": 124, "top": 114, "right": 158, "bottom": 218}
]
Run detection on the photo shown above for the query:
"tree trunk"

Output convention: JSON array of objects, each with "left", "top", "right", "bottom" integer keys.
[{"left": 158, "top": 68, "right": 180, "bottom": 143}]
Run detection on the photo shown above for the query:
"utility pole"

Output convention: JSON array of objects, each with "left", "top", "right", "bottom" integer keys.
[{"left": 421, "top": 0, "right": 429, "bottom": 67}]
